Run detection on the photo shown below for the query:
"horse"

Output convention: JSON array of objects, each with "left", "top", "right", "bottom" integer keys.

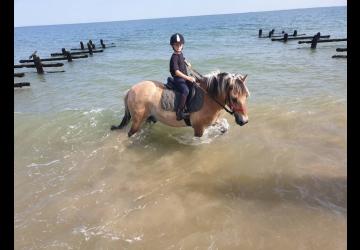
[{"left": 111, "top": 71, "right": 250, "bottom": 137}]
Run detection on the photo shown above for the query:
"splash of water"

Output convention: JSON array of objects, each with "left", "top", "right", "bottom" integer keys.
[{"left": 171, "top": 118, "right": 230, "bottom": 145}]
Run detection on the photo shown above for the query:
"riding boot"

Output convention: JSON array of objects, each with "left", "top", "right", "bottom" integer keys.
[{"left": 176, "top": 94, "right": 187, "bottom": 120}]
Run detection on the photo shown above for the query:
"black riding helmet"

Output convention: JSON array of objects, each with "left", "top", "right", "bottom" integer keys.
[{"left": 170, "top": 33, "right": 185, "bottom": 45}]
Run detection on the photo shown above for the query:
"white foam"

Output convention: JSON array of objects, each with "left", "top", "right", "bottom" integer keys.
[
  {"left": 26, "top": 159, "right": 60, "bottom": 168},
  {"left": 83, "top": 108, "right": 104, "bottom": 115},
  {"left": 171, "top": 118, "right": 229, "bottom": 145},
  {"left": 125, "top": 234, "right": 143, "bottom": 243}
]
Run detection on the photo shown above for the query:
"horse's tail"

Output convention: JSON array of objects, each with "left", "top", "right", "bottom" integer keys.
[{"left": 111, "top": 91, "right": 131, "bottom": 130}]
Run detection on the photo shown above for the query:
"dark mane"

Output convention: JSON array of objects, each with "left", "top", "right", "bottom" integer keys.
[{"left": 203, "top": 71, "right": 250, "bottom": 98}]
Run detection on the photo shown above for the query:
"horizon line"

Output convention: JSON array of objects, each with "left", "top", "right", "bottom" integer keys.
[{"left": 15, "top": 5, "right": 346, "bottom": 28}]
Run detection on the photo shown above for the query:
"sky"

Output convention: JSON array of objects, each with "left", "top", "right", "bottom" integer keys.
[{"left": 14, "top": 0, "right": 346, "bottom": 27}]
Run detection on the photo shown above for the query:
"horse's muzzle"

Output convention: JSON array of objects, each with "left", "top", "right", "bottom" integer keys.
[{"left": 234, "top": 113, "right": 248, "bottom": 126}]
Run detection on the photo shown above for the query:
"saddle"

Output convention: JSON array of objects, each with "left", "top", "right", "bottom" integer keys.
[{"left": 161, "top": 77, "right": 205, "bottom": 114}]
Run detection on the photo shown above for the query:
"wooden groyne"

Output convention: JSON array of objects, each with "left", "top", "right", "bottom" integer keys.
[
  {"left": 259, "top": 29, "right": 307, "bottom": 38},
  {"left": 15, "top": 38, "right": 115, "bottom": 80},
  {"left": 332, "top": 47, "right": 347, "bottom": 59},
  {"left": 298, "top": 37, "right": 347, "bottom": 49},
  {"left": 270, "top": 33, "right": 306, "bottom": 38},
  {"left": 19, "top": 54, "right": 88, "bottom": 63},
  {"left": 14, "top": 82, "right": 30, "bottom": 88},
  {"left": 332, "top": 55, "right": 347, "bottom": 58},
  {"left": 71, "top": 40, "right": 116, "bottom": 50},
  {"left": 336, "top": 48, "right": 347, "bottom": 52},
  {"left": 16, "top": 52, "right": 67, "bottom": 74},
  {"left": 14, "top": 62, "right": 64, "bottom": 68},
  {"left": 257, "top": 29, "right": 347, "bottom": 60},
  {"left": 298, "top": 38, "right": 347, "bottom": 44},
  {"left": 50, "top": 49, "right": 103, "bottom": 56},
  {"left": 99, "top": 39, "right": 116, "bottom": 48},
  {"left": 272, "top": 35, "right": 330, "bottom": 41},
  {"left": 14, "top": 73, "right": 25, "bottom": 77}
]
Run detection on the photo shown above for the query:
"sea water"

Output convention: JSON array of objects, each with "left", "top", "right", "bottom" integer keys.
[{"left": 14, "top": 6, "right": 346, "bottom": 249}]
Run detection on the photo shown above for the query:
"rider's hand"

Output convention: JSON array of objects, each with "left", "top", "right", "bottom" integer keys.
[{"left": 189, "top": 76, "right": 196, "bottom": 83}]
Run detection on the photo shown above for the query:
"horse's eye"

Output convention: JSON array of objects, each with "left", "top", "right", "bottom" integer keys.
[{"left": 231, "top": 97, "right": 238, "bottom": 103}]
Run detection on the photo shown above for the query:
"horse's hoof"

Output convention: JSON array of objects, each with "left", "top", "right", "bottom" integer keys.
[{"left": 110, "top": 125, "right": 119, "bottom": 130}]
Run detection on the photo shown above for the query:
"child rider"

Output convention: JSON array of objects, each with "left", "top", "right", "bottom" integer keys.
[{"left": 169, "top": 33, "right": 196, "bottom": 120}]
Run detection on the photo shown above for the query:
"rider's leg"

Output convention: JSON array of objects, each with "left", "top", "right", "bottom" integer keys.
[{"left": 173, "top": 78, "right": 189, "bottom": 120}]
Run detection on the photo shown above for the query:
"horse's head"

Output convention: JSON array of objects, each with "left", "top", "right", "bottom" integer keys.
[
  {"left": 227, "top": 74, "right": 250, "bottom": 126},
  {"left": 203, "top": 71, "right": 250, "bottom": 126}
]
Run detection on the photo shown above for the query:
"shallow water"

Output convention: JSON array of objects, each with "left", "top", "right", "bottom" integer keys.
[{"left": 15, "top": 6, "right": 346, "bottom": 249}]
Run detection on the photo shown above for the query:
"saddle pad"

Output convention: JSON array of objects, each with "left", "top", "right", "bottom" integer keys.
[{"left": 160, "top": 86, "right": 205, "bottom": 113}]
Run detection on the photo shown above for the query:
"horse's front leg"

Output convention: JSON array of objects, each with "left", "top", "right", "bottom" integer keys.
[{"left": 193, "top": 125, "right": 205, "bottom": 137}]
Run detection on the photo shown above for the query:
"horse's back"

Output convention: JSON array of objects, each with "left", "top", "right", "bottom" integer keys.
[
  {"left": 127, "top": 80, "right": 164, "bottom": 107},
  {"left": 126, "top": 80, "right": 187, "bottom": 127}
]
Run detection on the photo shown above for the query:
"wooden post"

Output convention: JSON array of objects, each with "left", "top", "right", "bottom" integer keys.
[
  {"left": 65, "top": 51, "right": 73, "bottom": 62},
  {"left": 311, "top": 32, "right": 321, "bottom": 49},
  {"left": 87, "top": 42, "right": 93, "bottom": 55},
  {"left": 80, "top": 41, "right": 84, "bottom": 50},
  {"left": 89, "top": 40, "right": 95, "bottom": 49},
  {"left": 293, "top": 30, "right": 297, "bottom": 36},
  {"left": 33, "top": 55, "right": 44, "bottom": 74},
  {"left": 100, "top": 39, "right": 106, "bottom": 48},
  {"left": 61, "top": 48, "right": 72, "bottom": 61},
  {"left": 283, "top": 33, "right": 288, "bottom": 42},
  {"left": 258, "top": 29, "right": 262, "bottom": 37},
  {"left": 268, "top": 29, "right": 275, "bottom": 38}
]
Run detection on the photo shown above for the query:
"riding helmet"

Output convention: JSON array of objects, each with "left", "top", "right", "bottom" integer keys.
[{"left": 170, "top": 33, "right": 185, "bottom": 45}]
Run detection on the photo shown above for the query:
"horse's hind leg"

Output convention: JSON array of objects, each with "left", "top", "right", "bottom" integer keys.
[
  {"left": 111, "top": 92, "right": 131, "bottom": 130},
  {"left": 128, "top": 112, "right": 148, "bottom": 137}
]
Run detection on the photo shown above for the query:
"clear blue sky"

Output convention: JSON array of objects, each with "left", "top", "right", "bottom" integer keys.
[{"left": 14, "top": 0, "right": 346, "bottom": 27}]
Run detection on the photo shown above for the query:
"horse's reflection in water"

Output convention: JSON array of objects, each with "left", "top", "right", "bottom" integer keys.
[{"left": 111, "top": 71, "right": 250, "bottom": 137}]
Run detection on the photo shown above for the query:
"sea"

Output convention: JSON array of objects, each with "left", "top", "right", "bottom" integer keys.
[{"left": 14, "top": 6, "right": 347, "bottom": 249}]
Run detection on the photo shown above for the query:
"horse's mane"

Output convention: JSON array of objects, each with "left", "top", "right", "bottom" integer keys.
[{"left": 202, "top": 70, "right": 250, "bottom": 99}]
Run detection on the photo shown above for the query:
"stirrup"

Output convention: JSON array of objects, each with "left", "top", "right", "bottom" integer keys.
[
  {"left": 176, "top": 110, "right": 189, "bottom": 121},
  {"left": 176, "top": 110, "right": 184, "bottom": 120}
]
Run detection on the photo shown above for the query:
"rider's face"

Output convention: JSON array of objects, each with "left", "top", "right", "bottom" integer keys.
[{"left": 172, "top": 42, "right": 183, "bottom": 53}]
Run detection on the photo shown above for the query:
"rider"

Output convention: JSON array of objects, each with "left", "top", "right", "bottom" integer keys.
[{"left": 169, "top": 33, "right": 196, "bottom": 120}]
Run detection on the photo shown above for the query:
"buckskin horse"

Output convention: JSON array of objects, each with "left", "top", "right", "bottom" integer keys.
[{"left": 111, "top": 71, "right": 250, "bottom": 137}]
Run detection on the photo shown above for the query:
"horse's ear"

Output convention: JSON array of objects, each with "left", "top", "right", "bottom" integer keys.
[{"left": 241, "top": 74, "right": 248, "bottom": 83}]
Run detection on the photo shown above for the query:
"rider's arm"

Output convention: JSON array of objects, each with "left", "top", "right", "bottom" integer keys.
[{"left": 175, "top": 70, "right": 195, "bottom": 82}]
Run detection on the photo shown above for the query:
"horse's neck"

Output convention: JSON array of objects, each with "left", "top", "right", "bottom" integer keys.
[
  {"left": 199, "top": 81, "right": 227, "bottom": 106},
  {"left": 199, "top": 81, "right": 226, "bottom": 114}
]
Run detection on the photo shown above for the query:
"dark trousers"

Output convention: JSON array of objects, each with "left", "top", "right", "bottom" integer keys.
[
  {"left": 173, "top": 76, "right": 190, "bottom": 110},
  {"left": 172, "top": 77, "right": 190, "bottom": 97}
]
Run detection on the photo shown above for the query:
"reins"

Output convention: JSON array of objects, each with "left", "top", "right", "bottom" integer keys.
[{"left": 185, "top": 62, "right": 235, "bottom": 115}]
